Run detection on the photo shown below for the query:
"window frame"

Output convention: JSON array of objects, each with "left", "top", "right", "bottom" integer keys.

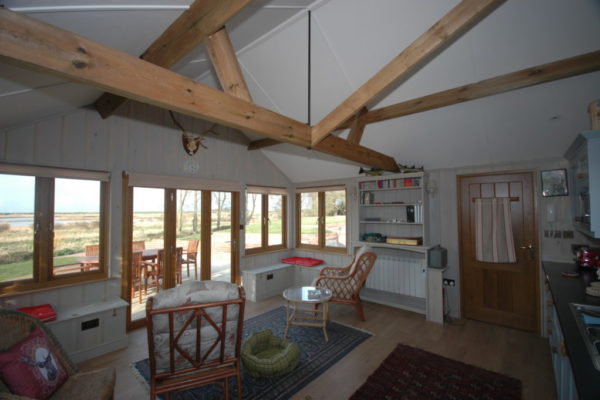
[
  {"left": 0, "top": 164, "right": 110, "bottom": 295},
  {"left": 295, "top": 186, "right": 347, "bottom": 253},
  {"left": 244, "top": 187, "right": 287, "bottom": 255}
]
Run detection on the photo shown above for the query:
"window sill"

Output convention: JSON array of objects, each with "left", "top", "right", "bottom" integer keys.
[
  {"left": 0, "top": 275, "right": 115, "bottom": 298},
  {"left": 294, "top": 245, "right": 348, "bottom": 256}
]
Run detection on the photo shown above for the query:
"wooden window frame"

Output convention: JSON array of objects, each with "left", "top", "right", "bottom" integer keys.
[
  {"left": 295, "top": 187, "right": 347, "bottom": 254},
  {"left": 0, "top": 170, "right": 109, "bottom": 296},
  {"left": 245, "top": 190, "right": 287, "bottom": 255}
]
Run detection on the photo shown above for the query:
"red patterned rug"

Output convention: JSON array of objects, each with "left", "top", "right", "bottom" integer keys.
[{"left": 350, "top": 344, "right": 521, "bottom": 400}]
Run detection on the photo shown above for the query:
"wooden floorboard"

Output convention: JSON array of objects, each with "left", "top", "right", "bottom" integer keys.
[{"left": 79, "top": 297, "right": 557, "bottom": 400}]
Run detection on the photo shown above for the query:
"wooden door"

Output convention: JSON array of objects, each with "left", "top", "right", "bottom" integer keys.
[{"left": 458, "top": 171, "right": 539, "bottom": 332}]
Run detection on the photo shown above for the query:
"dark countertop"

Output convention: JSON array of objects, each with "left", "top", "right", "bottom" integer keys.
[{"left": 542, "top": 261, "right": 600, "bottom": 400}]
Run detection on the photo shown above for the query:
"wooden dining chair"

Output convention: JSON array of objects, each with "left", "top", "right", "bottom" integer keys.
[
  {"left": 175, "top": 247, "right": 183, "bottom": 285},
  {"left": 132, "top": 240, "right": 145, "bottom": 251},
  {"left": 131, "top": 251, "right": 145, "bottom": 304},
  {"left": 182, "top": 239, "right": 199, "bottom": 280},
  {"left": 85, "top": 244, "right": 99, "bottom": 256},
  {"left": 144, "top": 249, "right": 165, "bottom": 293}
]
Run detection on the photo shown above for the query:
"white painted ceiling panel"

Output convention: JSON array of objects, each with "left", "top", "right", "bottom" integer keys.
[{"left": 239, "top": 15, "right": 308, "bottom": 122}]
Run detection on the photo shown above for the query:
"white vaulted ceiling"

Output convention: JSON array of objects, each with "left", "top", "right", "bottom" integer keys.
[{"left": 1, "top": 0, "right": 599, "bottom": 182}]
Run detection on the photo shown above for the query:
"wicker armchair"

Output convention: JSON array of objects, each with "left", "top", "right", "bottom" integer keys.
[
  {"left": 0, "top": 309, "right": 115, "bottom": 400},
  {"left": 314, "top": 246, "right": 377, "bottom": 321},
  {"left": 146, "top": 280, "right": 246, "bottom": 400}
]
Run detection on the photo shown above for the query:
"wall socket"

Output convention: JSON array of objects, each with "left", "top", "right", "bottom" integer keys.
[{"left": 443, "top": 279, "right": 455, "bottom": 287}]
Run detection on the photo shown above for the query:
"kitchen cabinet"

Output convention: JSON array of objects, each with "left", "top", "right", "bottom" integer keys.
[
  {"left": 544, "top": 279, "right": 579, "bottom": 400},
  {"left": 565, "top": 130, "right": 600, "bottom": 238}
]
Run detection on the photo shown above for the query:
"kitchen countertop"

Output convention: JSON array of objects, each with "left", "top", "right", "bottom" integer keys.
[{"left": 542, "top": 261, "right": 600, "bottom": 400}]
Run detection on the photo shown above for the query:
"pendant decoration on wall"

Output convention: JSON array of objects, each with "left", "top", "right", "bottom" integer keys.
[{"left": 169, "top": 110, "right": 209, "bottom": 156}]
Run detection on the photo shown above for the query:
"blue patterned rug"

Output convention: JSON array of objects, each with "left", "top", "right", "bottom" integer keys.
[{"left": 133, "top": 306, "right": 372, "bottom": 400}]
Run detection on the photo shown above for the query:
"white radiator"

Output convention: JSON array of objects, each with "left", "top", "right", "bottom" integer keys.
[{"left": 365, "top": 255, "right": 426, "bottom": 298}]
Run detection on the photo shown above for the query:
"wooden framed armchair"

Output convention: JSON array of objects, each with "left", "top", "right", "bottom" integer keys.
[
  {"left": 0, "top": 310, "right": 115, "bottom": 400},
  {"left": 146, "top": 280, "right": 246, "bottom": 400},
  {"left": 314, "top": 246, "right": 377, "bottom": 321}
]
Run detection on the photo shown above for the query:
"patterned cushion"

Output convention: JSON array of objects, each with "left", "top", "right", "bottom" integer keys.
[{"left": 0, "top": 326, "right": 68, "bottom": 399}]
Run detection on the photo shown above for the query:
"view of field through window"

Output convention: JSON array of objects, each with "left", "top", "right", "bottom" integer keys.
[
  {"left": 0, "top": 174, "right": 102, "bottom": 283},
  {"left": 299, "top": 189, "right": 346, "bottom": 248}
]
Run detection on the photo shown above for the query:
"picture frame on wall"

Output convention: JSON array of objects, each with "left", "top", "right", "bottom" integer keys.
[{"left": 541, "top": 168, "right": 568, "bottom": 197}]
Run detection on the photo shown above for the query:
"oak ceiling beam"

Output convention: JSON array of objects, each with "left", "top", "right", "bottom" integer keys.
[
  {"left": 248, "top": 136, "right": 399, "bottom": 172},
  {"left": 94, "top": 0, "right": 253, "bottom": 118},
  {"left": 346, "top": 107, "right": 369, "bottom": 145},
  {"left": 311, "top": 0, "right": 505, "bottom": 146},
  {"left": 334, "top": 50, "right": 600, "bottom": 129},
  {"left": 247, "top": 138, "right": 281, "bottom": 150},
  {"left": 206, "top": 27, "right": 252, "bottom": 102},
  {"left": 317, "top": 135, "right": 399, "bottom": 172},
  {"left": 0, "top": 8, "right": 311, "bottom": 147},
  {"left": 0, "top": 9, "right": 398, "bottom": 171}
]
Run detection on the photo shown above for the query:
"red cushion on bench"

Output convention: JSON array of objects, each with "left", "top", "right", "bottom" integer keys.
[{"left": 281, "top": 257, "right": 324, "bottom": 267}]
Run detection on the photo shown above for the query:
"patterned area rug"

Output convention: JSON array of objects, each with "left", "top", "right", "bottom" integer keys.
[
  {"left": 350, "top": 344, "right": 521, "bottom": 400},
  {"left": 133, "top": 306, "right": 371, "bottom": 400}
]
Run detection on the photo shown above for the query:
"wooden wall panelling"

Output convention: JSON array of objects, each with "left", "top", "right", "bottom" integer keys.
[
  {"left": 84, "top": 109, "right": 109, "bottom": 171},
  {"left": 144, "top": 106, "right": 166, "bottom": 174},
  {"left": 126, "top": 103, "right": 149, "bottom": 172},
  {"left": 0, "top": 129, "right": 6, "bottom": 160},
  {"left": 107, "top": 113, "right": 129, "bottom": 171},
  {"left": 62, "top": 111, "right": 88, "bottom": 168},
  {"left": 5, "top": 124, "right": 35, "bottom": 164},
  {"left": 34, "top": 117, "right": 63, "bottom": 166}
]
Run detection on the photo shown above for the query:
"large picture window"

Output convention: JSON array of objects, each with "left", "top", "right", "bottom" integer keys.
[
  {"left": 296, "top": 186, "right": 346, "bottom": 252},
  {"left": 0, "top": 164, "right": 109, "bottom": 294},
  {"left": 245, "top": 186, "right": 287, "bottom": 254}
]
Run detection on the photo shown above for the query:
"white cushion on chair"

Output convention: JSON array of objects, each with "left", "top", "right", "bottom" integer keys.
[{"left": 348, "top": 245, "right": 373, "bottom": 275}]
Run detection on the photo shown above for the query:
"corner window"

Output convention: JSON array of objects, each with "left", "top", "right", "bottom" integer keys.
[
  {"left": 0, "top": 165, "right": 109, "bottom": 294},
  {"left": 245, "top": 187, "right": 287, "bottom": 254},
  {"left": 296, "top": 186, "right": 346, "bottom": 252}
]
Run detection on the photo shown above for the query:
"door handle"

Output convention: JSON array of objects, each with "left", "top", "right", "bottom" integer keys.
[{"left": 519, "top": 244, "right": 534, "bottom": 250}]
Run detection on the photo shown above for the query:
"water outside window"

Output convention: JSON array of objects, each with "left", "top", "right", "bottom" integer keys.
[{"left": 0, "top": 174, "right": 35, "bottom": 283}]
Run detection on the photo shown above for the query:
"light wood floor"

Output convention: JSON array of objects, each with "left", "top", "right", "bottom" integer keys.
[{"left": 79, "top": 297, "right": 557, "bottom": 400}]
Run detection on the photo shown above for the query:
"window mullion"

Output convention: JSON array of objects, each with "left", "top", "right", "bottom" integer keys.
[
  {"left": 318, "top": 191, "right": 325, "bottom": 248},
  {"left": 35, "top": 177, "right": 54, "bottom": 282},
  {"left": 262, "top": 194, "right": 269, "bottom": 248}
]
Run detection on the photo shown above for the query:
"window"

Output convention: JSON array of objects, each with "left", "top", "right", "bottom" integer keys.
[
  {"left": 0, "top": 165, "right": 109, "bottom": 294},
  {"left": 245, "top": 186, "right": 287, "bottom": 254},
  {"left": 296, "top": 186, "right": 346, "bottom": 252}
]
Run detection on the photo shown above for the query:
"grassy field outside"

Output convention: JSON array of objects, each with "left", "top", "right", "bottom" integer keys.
[{"left": 1, "top": 212, "right": 346, "bottom": 282}]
